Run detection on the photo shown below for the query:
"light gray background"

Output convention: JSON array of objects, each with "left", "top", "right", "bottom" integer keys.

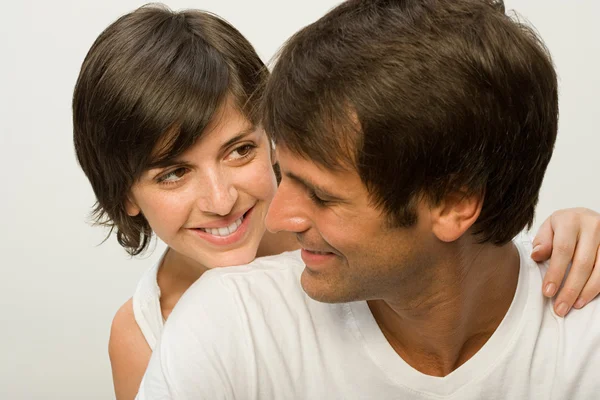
[{"left": 0, "top": 0, "right": 598, "bottom": 398}]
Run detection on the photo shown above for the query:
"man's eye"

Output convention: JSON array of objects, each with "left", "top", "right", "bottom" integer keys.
[
  {"left": 309, "top": 191, "right": 329, "bottom": 206},
  {"left": 157, "top": 168, "right": 187, "bottom": 184}
]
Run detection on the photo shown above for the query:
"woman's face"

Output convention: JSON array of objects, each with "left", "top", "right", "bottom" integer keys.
[{"left": 127, "top": 101, "right": 277, "bottom": 269}]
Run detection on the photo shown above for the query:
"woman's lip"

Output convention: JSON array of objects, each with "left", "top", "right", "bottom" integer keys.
[
  {"left": 192, "top": 207, "right": 253, "bottom": 230},
  {"left": 188, "top": 206, "right": 255, "bottom": 247}
]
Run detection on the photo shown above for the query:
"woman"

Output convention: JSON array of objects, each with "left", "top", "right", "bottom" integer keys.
[{"left": 72, "top": 5, "right": 600, "bottom": 399}]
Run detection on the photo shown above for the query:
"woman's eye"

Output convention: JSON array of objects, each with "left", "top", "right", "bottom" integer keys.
[
  {"left": 158, "top": 167, "right": 187, "bottom": 184},
  {"left": 229, "top": 144, "right": 256, "bottom": 160}
]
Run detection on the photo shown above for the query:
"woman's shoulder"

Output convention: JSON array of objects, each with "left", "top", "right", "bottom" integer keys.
[
  {"left": 109, "top": 298, "right": 144, "bottom": 352},
  {"left": 109, "top": 297, "right": 153, "bottom": 399}
]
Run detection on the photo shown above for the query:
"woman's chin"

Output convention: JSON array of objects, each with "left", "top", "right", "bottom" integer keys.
[{"left": 205, "top": 246, "right": 259, "bottom": 269}]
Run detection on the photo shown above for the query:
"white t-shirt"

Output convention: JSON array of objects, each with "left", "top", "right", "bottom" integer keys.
[
  {"left": 137, "top": 239, "right": 600, "bottom": 399},
  {"left": 132, "top": 252, "right": 167, "bottom": 350}
]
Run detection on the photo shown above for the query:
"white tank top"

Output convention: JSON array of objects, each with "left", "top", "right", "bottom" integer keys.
[{"left": 132, "top": 252, "right": 167, "bottom": 350}]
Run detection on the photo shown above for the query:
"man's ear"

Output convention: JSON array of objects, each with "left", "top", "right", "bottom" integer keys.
[
  {"left": 430, "top": 190, "right": 483, "bottom": 242},
  {"left": 125, "top": 196, "right": 141, "bottom": 217},
  {"left": 270, "top": 140, "right": 278, "bottom": 165}
]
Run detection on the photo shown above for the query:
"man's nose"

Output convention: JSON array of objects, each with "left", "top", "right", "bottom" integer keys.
[{"left": 265, "top": 180, "right": 311, "bottom": 234}]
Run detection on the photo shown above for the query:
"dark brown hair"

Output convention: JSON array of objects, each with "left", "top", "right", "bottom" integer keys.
[
  {"left": 263, "top": 0, "right": 558, "bottom": 244},
  {"left": 73, "top": 4, "right": 268, "bottom": 255}
]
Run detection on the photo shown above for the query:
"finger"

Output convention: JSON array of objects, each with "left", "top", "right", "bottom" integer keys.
[
  {"left": 543, "top": 218, "right": 578, "bottom": 299},
  {"left": 573, "top": 245, "right": 600, "bottom": 309},
  {"left": 553, "top": 232, "right": 597, "bottom": 317},
  {"left": 531, "top": 217, "right": 554, "bottom": 262}
]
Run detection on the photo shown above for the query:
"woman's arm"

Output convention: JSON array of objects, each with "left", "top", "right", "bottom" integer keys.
[{"left": 108, "top": 298, "right": 152, "bottom": 400}]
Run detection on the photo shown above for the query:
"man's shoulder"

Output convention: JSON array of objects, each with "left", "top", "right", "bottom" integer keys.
[
  {"left": 172, "top": 250, "right": 306, "bottom": 317},
  {"left": 202, "top": 249, "right": 305, "bottom": 290},
  {"left": 223, "top": 249, "right": 305, "bottom": 276},
  {"left": 561, "top": 295, "right": 600, "bottom": 343}
]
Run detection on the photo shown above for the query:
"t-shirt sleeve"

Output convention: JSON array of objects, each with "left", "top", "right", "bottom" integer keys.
[
  {"left": 558, "top": 296, "right": 600, "bottom": 395},
  {"left": 136, "top": 271, "right": 253, "bottom": 400}
]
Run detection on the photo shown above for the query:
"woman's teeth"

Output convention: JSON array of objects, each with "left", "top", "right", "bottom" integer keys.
[{"left": 200, "top": 215, "right": 244, "bottom": 237}]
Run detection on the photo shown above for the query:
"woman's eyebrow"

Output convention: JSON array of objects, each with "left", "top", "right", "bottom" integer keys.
[
  {"left": 145, "top": 157, "right": 186, "bottom": 171},
  {"left": 220, "top": 126, "right": 256, "bottom": 149},
  {"left": 144, "top": 126, "right": 257, "bottom": 171}
]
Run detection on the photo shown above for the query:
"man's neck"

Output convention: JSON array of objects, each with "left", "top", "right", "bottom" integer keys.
[{"left": 368, "top": 240, "right": 520, "bottom": 377}]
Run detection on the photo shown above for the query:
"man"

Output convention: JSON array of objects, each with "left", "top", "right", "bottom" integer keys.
[{"left": 138, "top": 0, "right": 600, "bottom": 398}]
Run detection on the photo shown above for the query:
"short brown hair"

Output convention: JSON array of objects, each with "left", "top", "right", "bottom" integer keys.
[
  {"left": 263, "top": 0, "right": 558, "bottom": 244},
  {"left": 73, "top": 4, "right": 268, "bottom": 255}
]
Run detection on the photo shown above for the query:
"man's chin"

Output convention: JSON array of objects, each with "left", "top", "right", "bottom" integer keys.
[{"left": 300, "top": 269, "right": 358, "bottom": 304}]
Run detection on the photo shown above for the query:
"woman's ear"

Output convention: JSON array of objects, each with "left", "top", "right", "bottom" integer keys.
[{"left": 125, "top": 197, "right": 141, "bottom": 217}]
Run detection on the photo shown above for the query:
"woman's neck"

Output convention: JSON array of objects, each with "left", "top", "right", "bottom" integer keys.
[{"left": 156, "top": 248, "right": 208, "bottom": 320}]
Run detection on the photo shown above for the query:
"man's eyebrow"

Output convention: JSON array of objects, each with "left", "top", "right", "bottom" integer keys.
[{"left": 285, "top": 171, "right": 341, "bottom": 199}]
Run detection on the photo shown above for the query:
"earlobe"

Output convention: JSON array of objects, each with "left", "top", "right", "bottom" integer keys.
[
  {"left": 431, "top": 191, "right": 483, "bottom": 243},
  {"left": 125, "top": 197, "right": 141, "bottom": 217}
]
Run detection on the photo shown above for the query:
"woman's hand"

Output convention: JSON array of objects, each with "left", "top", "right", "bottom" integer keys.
[{"left": 532, "top": 208, "right": 600, "bottom": 317}]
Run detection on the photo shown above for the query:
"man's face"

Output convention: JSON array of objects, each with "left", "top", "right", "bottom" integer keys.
[{"left": 265, "top": 146, "right": 437, "bottom": 303}]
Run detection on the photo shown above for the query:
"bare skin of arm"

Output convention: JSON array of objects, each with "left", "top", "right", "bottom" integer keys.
[{"left": 109, "top": 298, "right": 152, "bottom": 400}]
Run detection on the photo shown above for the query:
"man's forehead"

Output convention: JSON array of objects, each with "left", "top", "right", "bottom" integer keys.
[
  {"left": 276, "top": 146, "right": 345, "bottom": 173},
  {"left": 275, "top": 145, "right": 354, "bottom": 170},
  {"left": 276, "top": 146, "right": 361, "bottom": 193}
]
